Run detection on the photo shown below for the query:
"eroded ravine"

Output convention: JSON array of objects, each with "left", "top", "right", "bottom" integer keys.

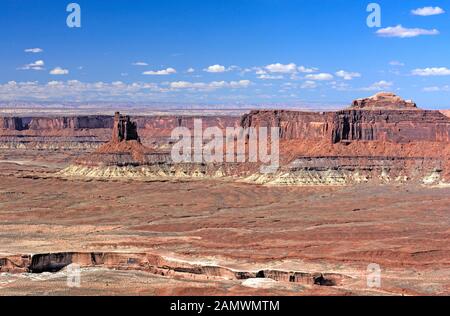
[{"left": 0, "top": 252, "right": 352, "bottom": 287}]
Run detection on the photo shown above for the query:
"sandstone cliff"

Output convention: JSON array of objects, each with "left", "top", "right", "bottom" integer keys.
[{"left": 241, "top": 109, "right": 450, "bottom": 144}]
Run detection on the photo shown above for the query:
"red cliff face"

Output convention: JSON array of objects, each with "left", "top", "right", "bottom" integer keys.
[
  {"left": 135, "top": 116, "right": 241, "bottom": 138},
  {"left": 241, "top": 94, "right": 450, "bottom": 144},
  {"left": 331, "top": 110, "right": 450, "bottom": 143},
  {"left": 0, "top": 117, "right": 24, "bottom": 130},
  {"left": 27, "top": 116, "right": 114, "bottom": 130},
  {"left": 242, "top": 109, "right": 450, "bottom": 144},
  {"left": 241, "top": 110, "right": 334, "bottom": 141},
  {"left": 0, "top": 115, "right": 240, "bottom": 135}
]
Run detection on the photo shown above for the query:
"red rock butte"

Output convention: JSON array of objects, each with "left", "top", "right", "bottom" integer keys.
[
  {"left": 84, "top": 112, "right": 151, "bottom": 165},
  {"left": 112, "top": 112, "right": 140, "bottom": 143}
]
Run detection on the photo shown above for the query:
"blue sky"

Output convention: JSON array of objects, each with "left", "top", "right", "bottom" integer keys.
[{"left": 1, "top": 0, "right": 450, "bottom": 109}]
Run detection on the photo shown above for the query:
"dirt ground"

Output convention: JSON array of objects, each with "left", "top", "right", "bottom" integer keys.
[{"left": 0, "top": 150, "right": 449, "bottom": 296}]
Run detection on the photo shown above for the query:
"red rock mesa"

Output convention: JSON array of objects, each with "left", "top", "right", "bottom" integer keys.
[{"left": 351, "top": 92, "right": 417, "bottom": 110}]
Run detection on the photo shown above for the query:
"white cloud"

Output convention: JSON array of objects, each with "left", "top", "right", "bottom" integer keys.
[
  {"left": 376, "top": 25, "right": 439, "bottom": 38},
  {"left": 24, "top": 48, "right": 43, "bottom": 53},
  {"left": 298, "top": 66, "right": 318, "bottom": 73},
  {"left": 265, "top": 63, "right": 297, "bottom": 73},
  {"left": 0, "top": 80, "right": 164, "bottom": 101},
  {"left": 169, "top": 80, "right": 251, "bottom": 90},
  {"left": 305, "top": 73, "right": 334, "bottom": 81},
  {"left": 187, "top": 67, "right": 195, "bottom": 73},
  {"left": 19, "top": 60, "right": 45, "bottom": 71},
  {"left": 361, "top": 80, "right": 393, "bottom": 91},
  {"left": 331, "top": 81, "right": 351, "bottom": 91},
  {"left": 33, "top": 60, "right": 44, "bottom": 66},
  {"left": 143, "top": 67, "right": 177, "bottom": 75},
  {"left": 335, "top": 70, "right": 361, "bottom": 80},
  {"left": 412, "top": 7, "right": 445, "bottom": 16},
  {"left": 389, "top": 61, "right": 405, "bottom": 67},
  {"left": 228, "top": 65, "right": 241, "bottom": 71},
  {"left": 169, "top": 81, "right": 203, "bottom": 89},
  {"left": 47, "top": 80, "right": 62, "bottom": 86},
  {"left": 219, "top": 80, "right": 251, "bottom": 88},
  {"left": 50, "top": 67, "right": 69, "bottom": 75},
  {"left": 423, "top": 85, "right": 449, "bottom": 92},
  {"left": 257, "top": 74, "right": 284, "bottom": 80},
  {"left": 132, "top": 62, "right": 148, "bottom": 66},
  {"left": 300, "top": 81, "right": 318, "bottom": 89},
  {"left": 204, "top": 64, "right": 227, "bottom": 73},
  {"left": 412, "top": 67, "right": 450, "bottom": 76}
]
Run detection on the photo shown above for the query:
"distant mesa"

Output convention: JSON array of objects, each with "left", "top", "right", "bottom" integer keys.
[
  {"left": 441, "top": 110, "right": 450, "bottom": 118},
  {"left": 351, "top": 92, "right": 418, "bottom": 110}
]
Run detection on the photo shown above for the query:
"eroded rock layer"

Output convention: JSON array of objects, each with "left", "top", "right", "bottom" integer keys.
[
  {"left": 2, "top": 93, "right": 450, "bottom": 185},
  {"left": 241, "top": 109, "right": 450, "bottom": 143}
]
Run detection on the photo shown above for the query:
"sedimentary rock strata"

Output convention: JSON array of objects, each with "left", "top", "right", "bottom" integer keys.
[
  {"left": 2, "top": 93, "right": 450, "bottom": 185},
  {"left": 242, "top": 109, "right": 450, "bottom": 143}
]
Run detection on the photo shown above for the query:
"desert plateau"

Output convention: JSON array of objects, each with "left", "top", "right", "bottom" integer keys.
[{"left": 0, "top": 93, "right": 449, "bottom": 296}]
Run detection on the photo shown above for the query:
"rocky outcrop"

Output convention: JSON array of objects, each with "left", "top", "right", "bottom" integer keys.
[
  {"left": 75, "top": 113, "right": 156, "bottom": 167},
  {"left": 112, "top": 112, "right": 140, "bottom": 143},
  {"left": 351, "top": 92, "right": 417, "bottom": 110}
]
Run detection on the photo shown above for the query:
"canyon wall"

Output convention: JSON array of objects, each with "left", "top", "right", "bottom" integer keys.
[
  {"left": 240, "top": 110, "right": 333, "bottom": 141},
  {"left": 0, "top": 115, "right": 242, "bottom": 149},
  {"left": 0, "top": 115, "right": 240, "bottom": 135},
  {"left": 26, "top": 116, "right": 113, "bottom": 130},
  {"left": 242, "top": 109, "right": 450, "bottom": 144},
  {"left": 0, "top": 117, "right": 24, "bottom": 130},
  {"left": 4, "top": 109, "right": 449, "bottom": 145},
  {"left": 332, "top": 110, "right": 450, "bottom": 143}
]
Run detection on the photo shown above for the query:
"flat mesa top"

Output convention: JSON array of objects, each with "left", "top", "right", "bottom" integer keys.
[{"left": 351, "top": 92, "right": 418, "bottom": 110}]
